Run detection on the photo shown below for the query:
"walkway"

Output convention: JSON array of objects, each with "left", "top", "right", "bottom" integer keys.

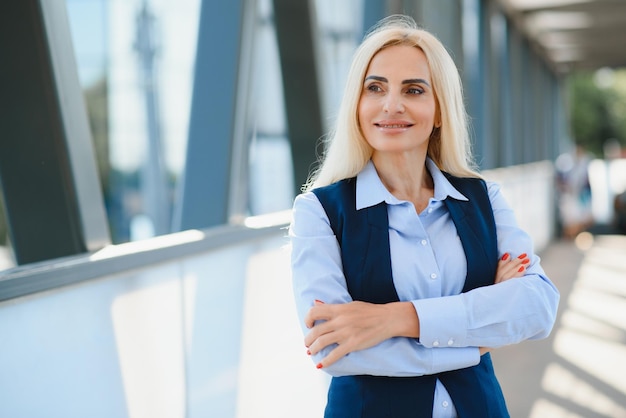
[{"left": 494, "top": 234, "right": 626, "bottom": 418}]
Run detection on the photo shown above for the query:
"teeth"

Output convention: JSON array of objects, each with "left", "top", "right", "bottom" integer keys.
[{"left": 380, "top": 124, "right": 407, "bottom": 128}]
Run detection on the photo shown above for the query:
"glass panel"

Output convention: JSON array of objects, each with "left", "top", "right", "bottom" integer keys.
[
  {"left": 248, "top": 0, "right": 294, "bottom": 216},
  {"left": 314, "top": 0, "right": 363, "bottom": 121},
  {"left": 66, "top": 0, "right": 200, "bottom": 243},
  {"left": 0, "top": 193, "right": 15, "bottom": 271}
]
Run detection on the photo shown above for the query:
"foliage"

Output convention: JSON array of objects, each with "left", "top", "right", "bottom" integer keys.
[{"left": 568, "top": 70, "right": 626, "bottom": 156}]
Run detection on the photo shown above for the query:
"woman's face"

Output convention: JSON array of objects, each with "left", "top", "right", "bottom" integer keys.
[{"left": 358, "top": 44, "right": 438, "bottom": 157}]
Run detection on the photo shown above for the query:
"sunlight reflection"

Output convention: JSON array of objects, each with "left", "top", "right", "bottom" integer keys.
[
  {"left": 560, "top": 310, "right": 623, "bottom": 340},
  {"left": 567, "top": 287, "right": 626, "bottom": 331},
  {"left": 554, "top": 328, "right": 626, "bottom": 396},
  {"left": 540, "top": 363, "right": 626, "bottom": 417},
  {"left": 529, "top": 398, "right": 585, "bottom": 418},
  {"left": 111, "top": 274, "right": 186, "bottom": 418},
  {"left": 530, "top": 399, "right": 584, "bottom": 418},
  {"left": 530, "top": 235, "right": 626, "bottom": 417}
]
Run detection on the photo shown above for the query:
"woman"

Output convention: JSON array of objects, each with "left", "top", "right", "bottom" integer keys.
[{"left": 289, "top": 15, "right": 559, "bottom": 417}]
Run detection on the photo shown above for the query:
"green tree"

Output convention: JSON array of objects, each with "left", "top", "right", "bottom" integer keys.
[{"left": 568, "top": 70, "right": 626, "bottom": 156}]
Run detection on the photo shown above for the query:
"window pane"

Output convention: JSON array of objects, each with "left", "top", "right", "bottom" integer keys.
[
  {"left": 0, "top": 193, "right": 15, "bottom": 271},
  {"left": 67, "top": 0, "right": 199, "bottom": 243}
]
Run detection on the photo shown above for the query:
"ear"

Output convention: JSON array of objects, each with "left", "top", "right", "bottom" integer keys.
[
  {"left": 434, "top": 114, "right": 442, "bottom": 128},
  {"left": 434, "top": 101, "right": 442, "bottom": 128}
]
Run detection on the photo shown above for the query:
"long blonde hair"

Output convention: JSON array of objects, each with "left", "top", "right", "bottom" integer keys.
[{"left": 304, "top": 15, "right": 480, "bottom": 191}]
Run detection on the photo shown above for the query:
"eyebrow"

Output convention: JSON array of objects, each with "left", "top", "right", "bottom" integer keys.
[{"left": 365, "top": 75, "right": 431, "bottom": 87}]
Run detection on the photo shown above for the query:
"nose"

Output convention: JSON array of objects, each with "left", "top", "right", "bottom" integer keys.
[{"left": 383, "top": 91, "right": 404, "bottom": 114}]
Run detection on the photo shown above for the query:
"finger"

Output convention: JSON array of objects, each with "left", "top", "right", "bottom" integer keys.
[
  {"left": 304, "top": 301, "right": 330, "bottom": 329},
  {"left": 305, "top": 323, "right": 332, "bottom": 354},
  {"left": 495, "top": 258, "right": 519, "bottom": 283},
  {"left": 495, "top": 254, "right": 528, "bottom": 283},
  {"left": 304, "top": 316, "right": 334, "bottom": 348},
  {"left": 316, "top": 342, "right": 351, "bottom": 370},
  {"left": 496, "top": 258, "right": 530, "bottom": 283}
]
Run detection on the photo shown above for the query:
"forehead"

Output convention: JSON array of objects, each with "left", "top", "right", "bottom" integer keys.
[{"left": 366, "top": 44, "right": 431, "bottom": 79}]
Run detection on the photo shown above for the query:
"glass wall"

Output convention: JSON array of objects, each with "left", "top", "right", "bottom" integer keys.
[
  {"left": 64, "top": 0, "right": 566, "bottom": 246},
  {"left": 0, "top": 193, "right": 14, "bottom": 270},
  {"left": 66, "top": 0, "right": 366, "bottom": 240},
  {"left": 67, "top": 0, "right": 200, "bottom": 243}
]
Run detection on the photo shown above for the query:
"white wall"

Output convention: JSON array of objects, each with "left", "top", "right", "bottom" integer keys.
[{"left": 484, "top": 160, "right": 556, "bottom": 253}]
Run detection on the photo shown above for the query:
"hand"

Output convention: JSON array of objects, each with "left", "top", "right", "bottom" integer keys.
[
  {"left": 495, "top": 252, "right": 530, "bottom": 284},
  {"left": 304, "top": 300, "right": 418, "bottom": 369},
  {"left": 479, "top": 347, "right": 493, "bottom": 356}
]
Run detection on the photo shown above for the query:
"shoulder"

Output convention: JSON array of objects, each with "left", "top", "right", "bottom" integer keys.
[
  {"left": 311, "top": 178, "right": 357, "bottom": 210},
  {"left": 311, "top": 178, "right": 356, "bottom": 198},
  {"left": 442, "top": 172, "right": 486, "bottom": 186},
  {"left": 442, "top": 172, "right": 489, "bottom": 196}
]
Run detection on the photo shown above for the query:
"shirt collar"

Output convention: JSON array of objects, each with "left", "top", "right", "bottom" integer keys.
[{"left": 355, "top": 158, "right": 468, "bottom": 210}]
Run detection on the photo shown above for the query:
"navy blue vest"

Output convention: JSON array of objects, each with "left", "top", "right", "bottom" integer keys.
[{"left": 313, "top": 174, "right": 509, "bottom": 418}]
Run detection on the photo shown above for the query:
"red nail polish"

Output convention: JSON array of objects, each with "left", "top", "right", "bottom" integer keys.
[
  {"left": 316, "top": 363, "right": 323, "bottom": 369},
  {"left": 518, "top": 266, "right": 525, "bottom": 272},
  {"left": 501, "top": 253, "right": 510, "bottom": 261},
  {"left": 522, "top": 258, "right": 530, "bottom": 264},
  {"left": 314, "top": 299, "right": 325, "bottom": 304},
  {"left": 307, "top": 350, "right": 311, "bottom": 356},
  {"left": 517, "top": 253, "right": 528, "bottom": 259}
]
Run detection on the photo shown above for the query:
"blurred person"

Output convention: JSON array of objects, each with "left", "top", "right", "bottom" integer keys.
[
  {"left": 555, "top": 145, "right": 593, "bottom": 238},
  {"left": 614, "top": 190, "right": 626, "bottom": 233},
  {"left": 289, "top": 15, "right": 559, "bottom": 418}
]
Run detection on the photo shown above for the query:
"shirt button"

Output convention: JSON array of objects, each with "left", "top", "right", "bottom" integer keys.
[
  {"left": 430, "top": 273, "right": 437, "bottom": 279},
  {"left": 421, "top": 239, "right": 427, "bottom": 246},
  {"left": 448, "top": 339, "right": 454, "bottom": 346},
  {"left": 428, "top": 208, "right": 434, "bottom": 214},
  {"left": 433, "top": 340, "right": 440, "bottom": 347},
  {"left": 442, "top": 401, "right": 449, "bottom": 408}
]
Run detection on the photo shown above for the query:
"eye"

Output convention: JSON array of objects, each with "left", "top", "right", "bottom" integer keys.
[
  {"left": 365, "top": 83, "right": 383, "bottom": 93},
  {"left": 406, "top": 86, "right": 425, "bottom": 95}
]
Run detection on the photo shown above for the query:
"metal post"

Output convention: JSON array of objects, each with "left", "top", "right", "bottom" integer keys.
[{"left": 0, "top": 0, "right": 110, "bottom": 265}]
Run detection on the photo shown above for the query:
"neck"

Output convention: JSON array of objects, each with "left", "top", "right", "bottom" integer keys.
[{"left": 371, "top": 151, "right": 434, "bottom": 209}]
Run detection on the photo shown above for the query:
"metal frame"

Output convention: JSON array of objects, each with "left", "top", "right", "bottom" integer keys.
[
  {"left": 0, "top": 222, "right": 285, "bottom": 303},
  {"left": 172, "top": 0, "right": 249, "bottom": 231},
  {"left": 272, "top": 0, "right": 324, "bottom": 194},
  {"left": 0, "top": 0, "right": 110, "bottom": 265}
]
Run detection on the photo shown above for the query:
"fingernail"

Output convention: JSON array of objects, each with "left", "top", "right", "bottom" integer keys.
[
  {"left": 314, "top": 299, "right": 325, "bottom": 304},
  {"left": 517, "top": 253, "right": 528, "bottom": 259},
  {"left": 307, "top": 350, "right": 311, "bottom": 356},
  {"left": 521, "top": 258, "right": 530, "bottom": 264},
  {"left": 518, "top": 266, "right": 525, "bottom": 272},
  {"left": 501, "top": 253, "right": 510, "bottom": 261},
  {"left": 316, "top": 363, "right": 323, "bottom": 369}
]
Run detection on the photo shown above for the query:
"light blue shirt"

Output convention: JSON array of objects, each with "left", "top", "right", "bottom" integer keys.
[{"left": 290, "top": 159, "right": 560, "bottom": 418}]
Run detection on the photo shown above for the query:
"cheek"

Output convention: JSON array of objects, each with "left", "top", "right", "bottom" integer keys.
[
  {"left": 357, "top": 101, "right": 369, "bottom": 131},
  {"left": 358, "top": 99, "right": 376, "bottom": 124}
]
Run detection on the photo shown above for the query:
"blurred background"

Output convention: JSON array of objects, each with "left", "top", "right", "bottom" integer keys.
[{"left": 1, "top": 0, "right": 625, "bottom": 417}]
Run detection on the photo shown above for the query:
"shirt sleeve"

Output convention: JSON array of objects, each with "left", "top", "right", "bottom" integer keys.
[
  {"left": 414, "top": 181, "right": 560, "bottom": 349},
  {"left": 290, "top": 192, "right": 481, "bottom": 377}
]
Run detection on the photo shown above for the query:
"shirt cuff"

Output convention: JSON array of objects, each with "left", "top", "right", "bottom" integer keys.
[
  {"left": 432, "top": 346, "right": 481, "bottom": 372},
  {"left": 413, "top": 295, "right": 468, "bottom": 348}
]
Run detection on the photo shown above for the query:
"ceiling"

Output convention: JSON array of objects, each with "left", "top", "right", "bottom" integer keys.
[{"left": 499, "top": 0, "right": 626, "bottom": 73}]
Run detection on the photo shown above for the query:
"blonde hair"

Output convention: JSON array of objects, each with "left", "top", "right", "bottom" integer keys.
[{"left": 304, "top": 15, "right": 480, "bottom": 191}]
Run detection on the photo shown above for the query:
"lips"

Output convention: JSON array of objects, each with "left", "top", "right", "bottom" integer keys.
[
  {"left": 375, "top": 123, "right": 413, "bottom": 128},
  {"left": 374, "top": 120, "right": 414, "bottom": 129}
]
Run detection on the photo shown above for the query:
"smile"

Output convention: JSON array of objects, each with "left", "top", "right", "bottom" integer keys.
[{"left": 375, "top": 123, "right": 413, "bottom": 128}]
